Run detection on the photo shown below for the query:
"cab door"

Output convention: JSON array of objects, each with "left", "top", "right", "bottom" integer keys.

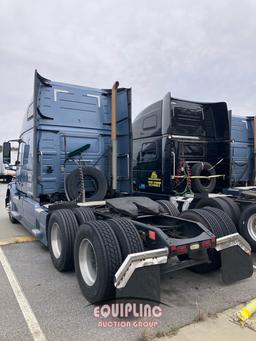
[
  {"left": 133, "top": 137, "right": 162, "bottom": 194},
  {"left": 16, "top": 131, "right": 33, "bottom": 196}
]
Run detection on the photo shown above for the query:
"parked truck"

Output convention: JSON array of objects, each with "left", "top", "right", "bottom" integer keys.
[
  {"left": 132, "top": 94, "right": 256, "bottom": 251},
  {"left": 3, "top": 71, "right": 253, "bottom": 304},
  {"left": 231, "top": 115, "right": 254, "bottom": 186},
  {"left": 0, "top": 143, "right": 16, "bottom": 182},
  {"left": 0, "top": 161, "right": 15, "bottom": 183}
]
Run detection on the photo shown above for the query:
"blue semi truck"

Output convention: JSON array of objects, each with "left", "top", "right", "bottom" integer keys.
[
  {"left": 231, "top": 115, "right": 254, "bottom": 186},
  {"left": 2, "top": 71, "right": 253, "bottom": 303}
]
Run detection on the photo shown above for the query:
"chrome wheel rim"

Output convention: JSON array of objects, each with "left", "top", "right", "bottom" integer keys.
[
  {"left": 79, "top": 238, "right": 97, "bottom": 286},
  {"left": 51, "top": 222, "right": 62, "bottom": 259},
  {"left": 247, "top": 214, "right": 256, "bottom": 241}
]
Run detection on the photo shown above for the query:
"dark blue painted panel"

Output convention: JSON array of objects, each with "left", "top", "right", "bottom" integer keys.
[
  {"left": 20, "top": 75, "right": 132, "bottom": 197},
  {"left": 231, "top": 116, "right": 254, "bottom": 184}
]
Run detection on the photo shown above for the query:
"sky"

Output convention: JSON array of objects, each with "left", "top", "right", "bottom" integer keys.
[{"left": 0, "top": 0, "right": 256, "bottom": 143}]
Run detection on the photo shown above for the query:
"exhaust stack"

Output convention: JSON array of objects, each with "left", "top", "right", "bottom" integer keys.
[{"left": 111, "top": 81, "right": 119, "bottom": 191}]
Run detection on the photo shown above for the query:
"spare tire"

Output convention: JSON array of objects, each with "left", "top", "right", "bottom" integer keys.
[
  {"left": 66, "top": 167, "right": 108, "bottom": 202},
  {"left": 191, "top": 162, "right": 216, "bottom": 193}
]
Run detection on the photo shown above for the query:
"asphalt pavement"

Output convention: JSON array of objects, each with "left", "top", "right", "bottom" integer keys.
[{"left": 0, "top": 182, "right": 255, "bottom": 341}]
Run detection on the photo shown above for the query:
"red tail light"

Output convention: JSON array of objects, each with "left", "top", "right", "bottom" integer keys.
[
  {"left": 148, "top": 230, "right": 156, "bottom": 240},
  {"left": 201, "top": 240, "right": 211, "bottom": 248},
  {"left": 176, "top": 245, "right": 188, "bottom": 255}
]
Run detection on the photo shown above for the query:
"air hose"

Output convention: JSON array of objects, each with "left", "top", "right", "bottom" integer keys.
[{"left": 173, "top": 160, "right": 192, "bottom": 195}]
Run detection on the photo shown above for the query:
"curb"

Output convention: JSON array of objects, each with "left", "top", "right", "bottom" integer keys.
[{"left": 0, "top": 236, "right": 36, "bottom": 246}]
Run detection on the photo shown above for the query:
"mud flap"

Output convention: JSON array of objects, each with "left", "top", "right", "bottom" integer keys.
[
  {"left": 221, "top": 246, "right": 254, "bottom": 284},
  {"left": 116, "top": 265, "right": 160, "bottom": 302},
  {"left": 114, "top": 248, "right": 167, "bottom": 302}
]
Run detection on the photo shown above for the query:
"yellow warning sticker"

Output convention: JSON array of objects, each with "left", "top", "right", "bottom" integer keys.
[{"left": 148, "top": 171, "right": 161, "bottom": 188}]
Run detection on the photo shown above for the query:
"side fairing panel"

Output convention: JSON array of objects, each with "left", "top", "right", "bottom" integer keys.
[
  {"left": 116, "top": 89, "right": 133, "bottom": 193},
  {"left": 231, "top": 116, "right": 254, "bottom": 184}
]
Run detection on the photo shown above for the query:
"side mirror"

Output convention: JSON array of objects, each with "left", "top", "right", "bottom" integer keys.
[{"left": 3, "top": 142, "right": 11, "bottom": 164}]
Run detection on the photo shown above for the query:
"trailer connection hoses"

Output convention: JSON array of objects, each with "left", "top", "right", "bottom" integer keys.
[{"left": 173, "top": 160, "right": 192, "bottom": 195}]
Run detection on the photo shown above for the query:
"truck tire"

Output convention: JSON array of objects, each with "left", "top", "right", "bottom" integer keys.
[
  {"left": 107, "top": 218, "right": 144, "bottom": 260},
  {"left": 72, "top": 207, "right": 96, "bottom": 225},
  {"left": 203, "top": 207, "right": 237, "bottom": 235},
  {"left": 194, "top": 197, "right": 235, "bottom": 223},
  {"left": 179, "top": 209, "right": 224, "bottom": 238},
  {"left": 74, "top": 221, "right": 122, "bottom": 303},
  {"left": 191, "top": 162, "right": 216, "bottom": 193},
  {"left": 238, "top": 204, "right": 256, "bottom": 251},
  {"left": 157, "top": 200, "right": 179, "bottom": 217},
  {"left": 217, "top": 197, "right": 240, "bottom": 225},
  {"left": 178, "top": 209, "right": 229, "bottom": 273},
  {"left": 48, "top": 209, "right": 79, "bottom": 272},
  {"left": 66, "top": 167, "right": 108, "bottom": 202},
  {"left": 9, "top": 213, "right": 18, "bottom": 224},
  {"left": 8, "top": 198, "right": 18, "bottom": 224}
]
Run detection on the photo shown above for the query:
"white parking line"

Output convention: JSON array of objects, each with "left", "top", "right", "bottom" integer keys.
[{"left": 0, "top": 247, "right": 47, "bottom": 341}]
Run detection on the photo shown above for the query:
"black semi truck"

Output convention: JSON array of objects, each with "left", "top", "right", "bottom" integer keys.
[
  {"left": 132, "top": 93, "right": 256, "bottom": 252},
  {"left": 133, "top": 92, "right": 230, "bottom": 197}
]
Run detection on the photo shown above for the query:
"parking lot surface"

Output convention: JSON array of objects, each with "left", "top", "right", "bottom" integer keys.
[{"left": 0, "top": 183, "right": 255, "bottom": 341}]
